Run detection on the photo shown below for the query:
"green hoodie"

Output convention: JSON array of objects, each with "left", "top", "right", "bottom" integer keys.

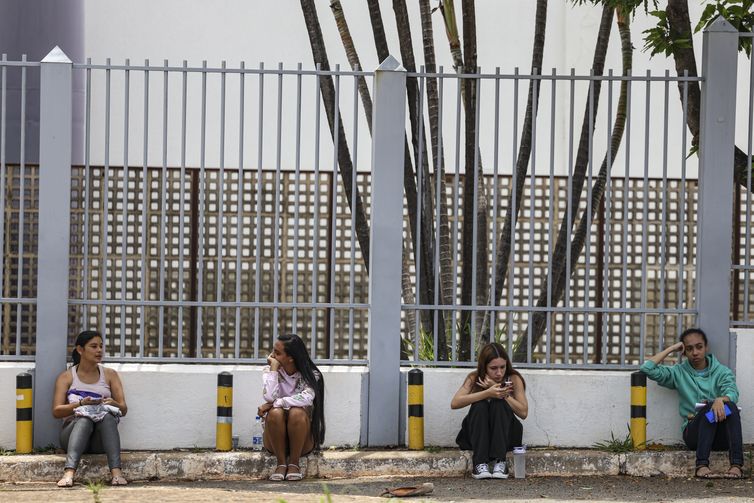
[{"left": 639, "top": 354, "right": 739, "bottom": 432}]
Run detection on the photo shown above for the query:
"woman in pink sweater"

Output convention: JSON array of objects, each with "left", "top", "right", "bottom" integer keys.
[{"left": 258, "top": 333, "right": 325, "bottom": 481}]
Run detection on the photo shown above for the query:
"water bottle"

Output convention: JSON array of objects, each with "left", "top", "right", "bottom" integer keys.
[
  {"left": 513, "top": 446, "right": 526, "bottom": 479},
  {"left": 252, "top": 416, "right": 263, "bottom": 450}
]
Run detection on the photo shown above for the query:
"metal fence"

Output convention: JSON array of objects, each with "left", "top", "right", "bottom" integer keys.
[{"left": 0, "top": 22, "right": 749, "bottom": 374}]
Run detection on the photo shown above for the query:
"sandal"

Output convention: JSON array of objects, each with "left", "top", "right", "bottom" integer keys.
[
  {"left": 269, "top": 464, "right": 287, "bottom": 481},
  {"left": 56, "top": 474, "right": 74, "bottom": 488},
  {"left": 111, "top": 475, "right": 128, "bottom": 486},
  {"left": 285, "top": 463, "right": 303, "bottom": 481},
  {"left": 724, "top": 465, "right": 744, "bottom": 479},
  {"left": 695, "top": 465, "right": 715, "bottom": 479}
]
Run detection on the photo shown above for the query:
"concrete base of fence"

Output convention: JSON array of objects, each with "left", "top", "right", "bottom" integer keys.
[{"left": 0, "top": 449, "right": 747, "bottom": 482}]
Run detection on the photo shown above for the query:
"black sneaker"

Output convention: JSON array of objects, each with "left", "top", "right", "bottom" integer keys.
[
  {"left": 492, "top": 460, "right": 509, "bottom": 479},
  {"left": 472, "top": 463, "right": 492, "bottom": 479}
]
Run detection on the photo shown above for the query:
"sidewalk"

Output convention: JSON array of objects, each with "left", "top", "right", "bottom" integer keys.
[{"left": 0, "top": 448, "right": 749, "bottom": 482}]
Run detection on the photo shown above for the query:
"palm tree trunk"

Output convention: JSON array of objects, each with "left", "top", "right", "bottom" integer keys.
[
  {"left": 391, "top": 0, "right": 439, "bottom": 343},
  {"left": 665, "top": 0, "right": 754, "bottom": 187},
  {"left": 514, "top": 4, "right": 626, "bottom": 362},
  {"left": 483, "top": 0, "right": 549, "bottom": 340},
  {"left": 299, "top": 0, "right": 371, "bottom": 269},
  {"left": 419, "top": 0, "right": 454, "bottom": 354}
]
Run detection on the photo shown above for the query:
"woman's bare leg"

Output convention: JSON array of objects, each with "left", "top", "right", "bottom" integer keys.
[
  {"left": 263, "top": 408, "right": 288, "bottom": 477},
  {"left": 286, "top": 407, "right": 313, "bottom": 469}
]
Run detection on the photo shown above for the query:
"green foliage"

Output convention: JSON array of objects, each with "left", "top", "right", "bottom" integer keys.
[
  {"left": 86, "top": 480, "right": 104, "bottom": 503},
  {"left": 695, "top": 1, "right": 754, "bottom": 56},
  {"left": 320, "top": 483, "right": 333, "bottom": 503},
  {"left": 33, "top": 444, "right": 57, "bottom": 454},
  {"left": 643, "top": 10, "right": 693, "bottom": 56},
  {"left": 0, "top": 448, "right": 14, "bottom": 456},
  {"left": 592, "top": 425, "right": 647, "bottom": 452}
]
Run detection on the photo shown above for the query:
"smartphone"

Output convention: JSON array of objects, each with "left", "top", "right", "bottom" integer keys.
[{"left": 705, "top": 404, "right": 731, "bottom": 423}]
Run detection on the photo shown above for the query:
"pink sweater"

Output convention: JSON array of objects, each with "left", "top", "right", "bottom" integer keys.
[{"left": 262, "top": 365, "right": 317, "bottom": 409}]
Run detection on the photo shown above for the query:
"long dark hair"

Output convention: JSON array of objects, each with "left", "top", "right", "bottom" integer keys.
[
  {"left": 468, "top": 342, "right": 526, "bottom": 393},
  {"left": 71, "top": 330, "right": 102, "bottom": 366},
  {"left": 278, "top": 333, "right": 326, "bottom": 449}
]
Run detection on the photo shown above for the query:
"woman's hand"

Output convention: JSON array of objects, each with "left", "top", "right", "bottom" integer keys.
[
  {"left": 257, "top": 402, "right": 273, "bottom": 418},
  {"left": 79, "top": 397, "right": 102, "bottom": 406},
  {"left": 711, "top": 398, "right": 727, "bottom": 422},
  {"left": 101, "top": 397, "right": 120, "bottom": 409},
  {"left": 669, "top": 341, "right": 684, "bottom": 353},
  {"left": 483, "top": 383, "right": 507, "bottom": 400},
  {"left": 476, "top": 376, "right": 496, "bottom": 390},
  {"left": 267, "top": 354, "right": 280, "bottom": 371}
]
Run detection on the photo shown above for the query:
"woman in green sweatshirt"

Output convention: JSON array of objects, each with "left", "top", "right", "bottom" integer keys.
[{"left": 640, "top": 328, "right": 743, "bottom": 479}]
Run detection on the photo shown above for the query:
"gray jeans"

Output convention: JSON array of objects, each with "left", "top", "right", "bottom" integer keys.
[{"left": 60, "top": 414, "right": 121, "bottom": 470}]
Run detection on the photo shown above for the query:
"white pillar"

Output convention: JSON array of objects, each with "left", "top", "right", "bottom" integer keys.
[
  {"left": 697, "top": 17, "right": 738, "bottom": 366},
  {"left": 366, "top": 56, "right": 406, "bottom": 446},
  {"left": 33, "top": 47, "right": 73, "bottom": 447}
]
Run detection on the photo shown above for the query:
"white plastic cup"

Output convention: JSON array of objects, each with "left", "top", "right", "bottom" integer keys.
[{"left": 513, "top": 446, "right": 526, "bottom": 479}]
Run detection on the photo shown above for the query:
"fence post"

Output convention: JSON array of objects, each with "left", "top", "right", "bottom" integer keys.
[
  {"left": 366, "top": 55, "right": 406, "bottom": 446},
  {"left": 33, "top": 46, "right": 73, "bottom": 447},
  {"left": 697, "top": 18, "right": 738, "bottom": 366}
]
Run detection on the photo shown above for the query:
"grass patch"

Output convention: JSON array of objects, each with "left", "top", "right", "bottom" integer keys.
[
  {"left": 85, "top": 480, "right": 104, "bottom": 503},
  {"left": 592, "top": 427, "right": 647, "bottom": 453},
  {"left": 425, "top": 445, "right": 443, "bottom": 453},
  {"left": 0, "top": 448, "right": 14, "bottom": 456},
  {"left": 33, "top": 444, "right": 57, "bottom": 454},
  {"left": 320, "top": 483, "right": 333, "bottom": 503}
]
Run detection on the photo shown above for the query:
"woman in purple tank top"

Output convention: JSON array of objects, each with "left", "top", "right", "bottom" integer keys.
[{"left": 52, "top": 330, "right": 128, "bottom": 487}]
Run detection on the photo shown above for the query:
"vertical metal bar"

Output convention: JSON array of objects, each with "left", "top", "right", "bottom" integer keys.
[
  {"left": 311, "top": 64, "right": 321, "bottom": 360},
  {"left": 254, "top": 62, "right": 265, "bottom": 359},
  {"left": 100, "top": 59, "right": 112, "bottom": 348},
  {"left": 583, "top": 72, "right": 594, "bottom": 364},
  {"left": 292, "top": 62, "right": 303, "bottom": 331},
  {"left": 328, "top": 65, "right": 341, "bottom": 360},
  {"left": 470, "top": 71, "right": 481, "bottom": 358},
  {"left": 621, "top": 72, "right": 632, "bottom": 365},
  {"left": 197, "top": 60, "right": 208, "bottom": 357},
  {"left": 35, "top": 46, "right": 73, "bottom": 447},
  {"left": 546, "top": 69, "right": 556, "bottom": 364},
  {"left": 348, "top": 67, "right": 359, "bottom": 361},
  {"left": 527, "top": 70, "right": 537, "bottom": 364},
  {"left": 235, "top": 62, "right": 245, "bottom": 359},
  {"left": 178, "top": 60, "right": 188, "bottom": 358},
  {"left": 0, "top": 55, "right": 6, "bottom": 352},
  {"left": 272, "top": 62, "right": 283, "bottom": 342},
  {"left": 82, "top": 60, "right": 92, "bottom": 329},
  {"left": 678, "top": 73, "right": 689, "bottom": 333},
  {"left": 602, "top": 70, "right": 613, "bottom": 365},
  {"left": 432, "top": 67, "right": 444, "bottom": 359},
  {"left": 119, "top": 58, "right": 130, "bottom": 358},
  {"left": 366, "top": 56, "right": 406, "bottom": 446},
  {"left": 159, "top": 60, "right": 168, "bottom": 358},
  {"left": 216, "top": 61, "right": 227, "bottom": 359},
  {"left": 15, "top": 56, "right": 26, "bottom": 357},
  {"left": 414, "top": 68, "right": 425, "bottom": 361},
  {"left": 508, "top": 68, "right": 519, "bottom": 359},
  {"left": 640, "top": 71, "right": 651, "bottom": 360},
  {"left": 696, "top": 20, "right": 738, "bottom": 363},
  {"left": 139, "top": 59, "right": 149, "bottom": 358},
  {"left": 565, "top": 68, "right": 575, "bottom": 364},
  {"left": 490, "top": 68, "right": 501, "bottom": 343},
  {"left": 451, "top": 74, "right": 462, "bottom": 362},
  {"left": 659, "top": 71, "right": 670, "bottom": 349},
  {"left": 743, "top": 58, "right": 754, "bottom": 323}
]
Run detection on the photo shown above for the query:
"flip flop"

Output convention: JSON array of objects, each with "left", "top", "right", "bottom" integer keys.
[
  {"left": 269, "top": 464, "right": 287, "bottom": 481},
  {"left": 110, "top": 475, "right": 128, "bottom": 486},
  {"left": 694, "top": 465, "right": 718, "bottom": 479},
  {"left": 56, "top": 474, "right": 74, "bottom": 488},
  {"left": 285, "top": 464, "right": 303, "bottom": 481},
  {"left": 380, "top": 482, "right": 435, "bottom": 498},
  {"left": 723, "top": 465, "right": 744, "bottom": 479}
]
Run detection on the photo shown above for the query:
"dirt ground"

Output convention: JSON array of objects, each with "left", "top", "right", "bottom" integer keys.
[{"left": 2, "top": 475, "right": 753, "bottom": 503}]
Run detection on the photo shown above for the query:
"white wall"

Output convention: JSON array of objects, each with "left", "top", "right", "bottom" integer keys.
[
  {"left": 1, "top": 333, "right": 751, "bottom": 450},
  {"left": 72, "top": 0, "right": 747, "bottom": 180}
]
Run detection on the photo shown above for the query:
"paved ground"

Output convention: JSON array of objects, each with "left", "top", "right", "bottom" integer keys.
[{"left": 1, "top": 475, "right": 752, "bottom": 502}]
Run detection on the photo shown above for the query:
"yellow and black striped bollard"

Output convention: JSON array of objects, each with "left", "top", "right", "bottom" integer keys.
[
  {"left": 630, "top": 371, "right": 647, "bottom": 450},
  {"left": 16, "top": 372, "right": 33, "bottom": 454},
  {"left": 216, "top": 372, "right": 233, "bottom": 451},
  {"left": 408, "top": 369, "right": 424, "bottom": 450}
]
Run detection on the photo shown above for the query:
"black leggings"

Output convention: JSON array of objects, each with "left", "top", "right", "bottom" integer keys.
[
  {"left": 683, "top": 401, "right": 743, "bottom": 468},
  {"left": 456, "top": 399, "right": 523, "bottom": 466}
]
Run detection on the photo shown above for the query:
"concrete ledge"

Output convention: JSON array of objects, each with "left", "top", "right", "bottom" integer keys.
[{"left": 0, "top": 449, "right": 746, "bottom": 482}]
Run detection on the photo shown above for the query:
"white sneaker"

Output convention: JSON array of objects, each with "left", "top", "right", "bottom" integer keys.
[
  {"left": 492, "top": 460, "right": 509, "bottom": 479},
  {"left": 472, "top": 463, "right": 492, "bottom": 479}
]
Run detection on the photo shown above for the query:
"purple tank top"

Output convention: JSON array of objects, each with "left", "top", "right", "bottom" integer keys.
[{"left": 69, "top": 365, "right": 111, "bottom": 399}]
